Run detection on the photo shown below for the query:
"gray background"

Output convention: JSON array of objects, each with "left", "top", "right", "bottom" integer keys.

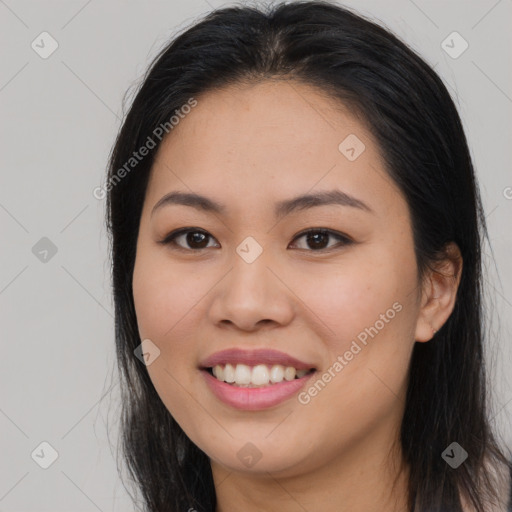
[{"left": 1, "top": 0, "right": 511, "bottom": 510}]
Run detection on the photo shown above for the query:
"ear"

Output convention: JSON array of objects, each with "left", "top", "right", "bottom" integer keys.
[{"left": 414, "top": 242, "right": 463, "bottom": 342}]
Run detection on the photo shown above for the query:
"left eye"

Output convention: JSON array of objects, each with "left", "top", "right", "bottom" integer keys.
[
  {"left": 289, "top": 229, "right": 352, "bottom": 251},
  {"left": 158, "top": 228, "right": 352, "bottom": 252}
]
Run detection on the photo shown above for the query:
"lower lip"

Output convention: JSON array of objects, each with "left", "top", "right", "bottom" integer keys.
[{"left": 201, "top": 370, "right": 315, "bottom": 411}]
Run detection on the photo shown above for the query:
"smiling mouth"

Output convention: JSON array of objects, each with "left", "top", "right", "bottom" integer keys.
[{"left": 204, "top": 363, "right": 316, "bottom": 388}]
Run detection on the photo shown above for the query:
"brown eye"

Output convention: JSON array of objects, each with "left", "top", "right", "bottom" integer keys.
[
  {"left": 289, "top": 229, "right": 352, "bottom": 251},
  {"left": 159, "top": 228, "right": 219, "bottom": 251},
  {"left": 159, "top": 227, "right": 352, "bottom": 253},
  {"left": 183, "top": 231, "right": 210, "bottom": 249}
]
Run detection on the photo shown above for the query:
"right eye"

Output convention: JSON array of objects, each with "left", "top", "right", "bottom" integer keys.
[{"left": 158, "top": 228, "right": 220, "bottom": 252}]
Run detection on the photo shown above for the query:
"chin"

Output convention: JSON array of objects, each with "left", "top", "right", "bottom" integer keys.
[{"left": 204, "top": 436, "right": 312, "bottom": 476}]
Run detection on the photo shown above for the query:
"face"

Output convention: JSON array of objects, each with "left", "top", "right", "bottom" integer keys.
[{"left": 132, "top": 80, "right": 425, "bottom": 478}]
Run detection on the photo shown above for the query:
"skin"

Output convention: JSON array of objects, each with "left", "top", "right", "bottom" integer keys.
[{"left": 132, "top": 80, "right": 462, "bottom": 512}]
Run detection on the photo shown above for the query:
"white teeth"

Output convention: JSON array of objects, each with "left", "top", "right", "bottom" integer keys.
[
  {"left": 223, "top": 363, "right": 235, "bottom": 383},
  {"left": 234, "top": 364, "right": 252, "bottom": 385},
  {"left": 284, "top": 367, "right": 296, "bottom": 381},
  {"left": 212, "top": 365, "right": 224, "bottom": 380},
  {"left": 251, "top": 364, "right": 270, "bottom": 386},
  {"left": 269, "top": 364, "right": 285, "bottom": 383},
  {"left": 210, "top": 363, "right": 312, "bottom": 386}
]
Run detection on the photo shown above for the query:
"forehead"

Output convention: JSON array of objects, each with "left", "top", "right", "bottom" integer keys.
[
  {"left": 161, "top": 80, "right": 370, "bottom": 164},
  {"left": 145, "top": 80, "right": 402, "bottom": 217}
]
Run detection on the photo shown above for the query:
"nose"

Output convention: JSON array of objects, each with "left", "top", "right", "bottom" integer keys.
[{"left": 207, "top": 247, "right": 295, "bottom": 332}]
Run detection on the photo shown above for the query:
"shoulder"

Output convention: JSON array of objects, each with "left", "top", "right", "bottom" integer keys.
[
  {"left": 496, "top": 458, "right": 512, "bottom": 512},
  {"left": 506, "top": 461, "right": 512, "bottom": 512},
  {"left": 459, "top": 457, "right": 512, "bottom": 512}
]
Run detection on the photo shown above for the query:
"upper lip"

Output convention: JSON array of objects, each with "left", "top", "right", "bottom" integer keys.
[{"left": 199, "top": 348, "right": 316, "bottom": 371}]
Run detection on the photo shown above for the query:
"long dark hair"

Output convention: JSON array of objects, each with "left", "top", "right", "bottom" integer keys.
[{"left": 104, "top": 1, "right": 511, "bottom": 510}]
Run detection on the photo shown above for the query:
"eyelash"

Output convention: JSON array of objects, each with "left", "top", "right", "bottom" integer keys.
[{"left": 158, "top": 227, "right": 353, "bottom": 253}]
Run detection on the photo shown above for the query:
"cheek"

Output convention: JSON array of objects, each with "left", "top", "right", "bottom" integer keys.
[
  {"left": 291, "top": 269, "right": 417, "bottom": 451},
  {"left": 293, "top": 245, "right": 419, "bottom": 403},
  {"left": 301, "top": 249, "right": 418, "bottom": 399},
  {"left": 132, "top": 251, "right": 212, "bottom": 436},
  {"left": 132, "top": 246, "right": 206, "bottom": 342},
  {"left": 291, "top": 250, "right": 415, "bottom": 343}
]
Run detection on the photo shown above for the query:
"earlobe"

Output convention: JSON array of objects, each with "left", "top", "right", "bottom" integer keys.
[{"left": 414, "top": 242, "right": 463, "bottom": 342}]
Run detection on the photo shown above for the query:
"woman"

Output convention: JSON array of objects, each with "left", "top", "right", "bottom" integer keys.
[{"left": 104, "top": 1, "right": 512, "bottom": 510}]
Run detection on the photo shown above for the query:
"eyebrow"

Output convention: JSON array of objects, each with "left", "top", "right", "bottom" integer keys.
[{"left": 150, "top": 189, "right": 373, "bottom": 218}]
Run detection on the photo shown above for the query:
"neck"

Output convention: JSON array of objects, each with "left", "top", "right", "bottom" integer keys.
[{"left": 211, "top": 421, "right": 410, "bottom": 512}]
